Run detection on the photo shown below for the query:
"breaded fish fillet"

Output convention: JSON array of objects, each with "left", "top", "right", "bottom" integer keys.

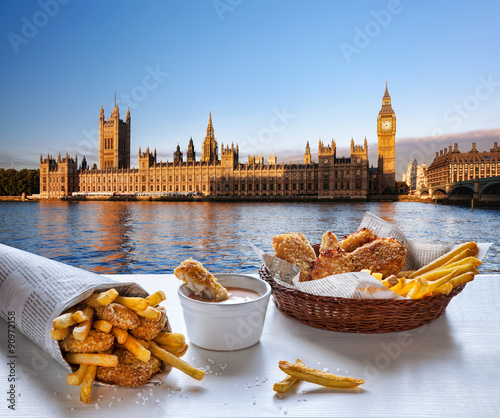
[
  {"left": 350, "top": 238, "right": 406, "bottom": 278},
  {"left": 339, "top": 228, "right": 378, "bottom": 252},
  {"left": 97, "top": 348, "right": 163, "bottom": 387},
  {"left": 95, "top": 303, "right": 140, "bottom": 330},
  {"left": 60, "top": 330, "right": 115, "bottom": 353},
  {"left": 174, "top": 258, "right": 229, "bottom": 301},
  {"left": 309, "top": 248, "right": 355, "bottom": 281},
  {"left": 319, "top": 231, "right": 339, "bottom": 254},
  {"left": 272, "top": 232, "right": 317, "bottom": 282},
  {"left": 130, "top": 306, "right": 168, "bottom": 341}
]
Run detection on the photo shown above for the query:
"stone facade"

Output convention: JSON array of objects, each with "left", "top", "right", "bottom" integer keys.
[
  {"left": 426, "top": 142, "right": 500, "bottom": 188},
  {"left": 40, "top": 84, "right": 396, "bottom": 199},
  {"left": 403, "top": 160, "right": 428, "bottom": 191}
]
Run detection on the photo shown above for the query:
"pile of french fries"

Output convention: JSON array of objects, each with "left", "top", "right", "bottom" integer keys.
[
  {"left": 367, "top": 242, "right": 480, "bottom": 299},
  {"left": 273, "top": 359, "right": 365, "bottom": 393},
  {"left": 51, "top": 288, "right": 204, "bottom": 403}
]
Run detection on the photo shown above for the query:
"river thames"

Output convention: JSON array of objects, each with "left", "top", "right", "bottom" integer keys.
[{"left": 0, "top": 201, "right": 498, "bottom": 275}]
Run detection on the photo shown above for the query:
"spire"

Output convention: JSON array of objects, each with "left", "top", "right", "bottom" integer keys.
[
  {"left": 383, "top": 80, "right": 390, "bottom": 99},
  {"left": 114, "top": 85, "right": 117, "bottom": 108},
  {"left": 207, "top": 111, "right": 213, "bottom": 133}
]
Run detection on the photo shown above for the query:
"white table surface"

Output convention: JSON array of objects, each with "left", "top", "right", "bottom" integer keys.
[{"left": 1, "top": 273, "right": 499, "bottom": 418}]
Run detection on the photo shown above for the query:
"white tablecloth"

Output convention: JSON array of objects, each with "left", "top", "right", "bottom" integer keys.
[{"left": 1, "top": 274, "right": 499, "bottom": 417}]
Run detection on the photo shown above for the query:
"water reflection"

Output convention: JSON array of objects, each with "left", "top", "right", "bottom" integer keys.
[
  {"left": 0, "top": 201, "right": 498, "bottom": 274},
  {"left": 91, "top": 203, "right": 136, "bottom": 274}
]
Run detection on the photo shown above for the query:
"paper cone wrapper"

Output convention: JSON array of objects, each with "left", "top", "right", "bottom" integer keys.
[{"left": 0, "top": 243, "right": 170, "bottom": 384}]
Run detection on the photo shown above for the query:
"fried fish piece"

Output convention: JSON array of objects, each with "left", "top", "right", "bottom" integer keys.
[
  {"left": 96, "top": 348, "right": 163, "bottom": 387},
  {"left": 60, "top": 330, "right": 115, "bottom": 353},
  {"left": 129, "top": 306, "right": 168, "bottom": 341},
  {"left": 174, "top": 258, "right": 229, "bottom": 301},
  {"left": 95, "top": 303, "right": 140, "bottom": 330},
  {"left": 339, "top": 228, "right": 378, "bottom": 253},
  {"left": 319, "top": 231, "right": 339, "bottom": 254},
  {"left": 309, "top": 248, "right": 355, "bottom": 281},
  {"left": 350, "top": 238, "right": 406, "bottom": 278},
  {"left": 272, "top": 232, "right": 317, "bottom": 282}
]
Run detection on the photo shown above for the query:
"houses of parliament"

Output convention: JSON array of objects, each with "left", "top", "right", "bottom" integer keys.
[{"left": 39, "top": 84, "right": 396, "bottom": 200}]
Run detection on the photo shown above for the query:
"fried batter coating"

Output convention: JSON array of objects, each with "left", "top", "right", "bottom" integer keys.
[
  {"left": 95, "top": 303, "right": 140, "bottom": 330},
  {"left": 60, "top": 329, "right": 115, "bottom": 353},
  {"left": 339, "top": 228, "right": 378, "bottom": 252},
  {"left": 96, "top": 349, "right": 163, "bottom": 387},
  {"left": 319, "top": 231, "right": 339, "bottom": 254},
  {"left": 272, "top": 232, "right": 317, "bottom": 282},
  {"left": 309, "top": 248, "right": 355, "bottom": 281},
  {"left": 174, "top": 258, "right": 229, "bottom": 301},
  {"left": 129, "top": 306, "right": 168, "bottom": 341},
  {"left": 350, "top": 238, "right": 406, "bottom": 278}
]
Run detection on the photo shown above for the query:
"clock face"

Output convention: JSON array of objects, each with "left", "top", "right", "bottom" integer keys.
[{"left": 381, "top": 120, "right": 392, "bottom": 131}]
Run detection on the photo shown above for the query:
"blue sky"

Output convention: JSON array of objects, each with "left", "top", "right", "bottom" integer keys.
[{"left": 1, "top": 0, "right": 499, "bottom": 178}]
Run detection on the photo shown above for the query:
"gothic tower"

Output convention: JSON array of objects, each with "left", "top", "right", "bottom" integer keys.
[
  {"left": 304, "top": 141, "right": 311, "bottom": 164},
  {"left": 201, "top": 111, "right": 218, "bottom": 164},
  {"left": 187, "top": 137, "right": 196, "bottom": 163},
  {"left": 377, "top": 82, "right": 396, "bottom": 192},
  {"left": 99, "top": 95, "right": 131, "bottom": 169}
]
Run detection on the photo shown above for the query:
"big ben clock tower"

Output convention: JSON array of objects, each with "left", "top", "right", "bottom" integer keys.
[{"left": 377, "top": 82, "right": 396, "bottom": 193}]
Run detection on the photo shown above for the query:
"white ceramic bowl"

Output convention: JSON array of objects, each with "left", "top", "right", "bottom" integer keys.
[{"left": 177, "top": 273, "right": 272, "bottom": 351}]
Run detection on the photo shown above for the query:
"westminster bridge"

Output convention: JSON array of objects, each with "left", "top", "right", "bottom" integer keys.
[{"left": 418, "top": 176, "right": 500, "bottom": 203}]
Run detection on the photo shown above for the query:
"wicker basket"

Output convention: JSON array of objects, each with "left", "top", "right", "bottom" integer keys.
[{"left": 259, "top": 264, "right": 466, "bottom": 333}]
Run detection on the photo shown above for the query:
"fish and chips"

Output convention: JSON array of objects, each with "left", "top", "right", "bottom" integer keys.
[{"left": 51, "top": 287, "right": 204, "bottom": 403}]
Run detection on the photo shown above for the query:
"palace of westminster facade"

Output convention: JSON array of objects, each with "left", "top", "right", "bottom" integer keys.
[{"left": 40, "top": 85, "right": 397, "bottom": 199}]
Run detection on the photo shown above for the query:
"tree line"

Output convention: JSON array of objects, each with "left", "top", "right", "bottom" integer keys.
[{"left": 0, "top": 168, "right": 40, "bottom": 196}]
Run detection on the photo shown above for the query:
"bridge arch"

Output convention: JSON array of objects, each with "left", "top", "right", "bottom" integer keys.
[
  {"left": 479, "top": 180, "right": 500, "bottom": 202},
  {"left": 449, "top": 184, "right": 474, "bottom": 200},
  {"left": 431, "top": 188, "right": 446, "bottom": 199}
]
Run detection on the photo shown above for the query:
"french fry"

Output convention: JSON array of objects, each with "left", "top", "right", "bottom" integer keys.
[
  {"left": 73, "top": 319, "right": 92, "bottom": 341},
  {"left": 273, "top": 359, "right": 304, "bottom": 393},
  {"left": 146, "top": 290, "right": 166, "bottom": 307},
  {"left": 123, "top": 334, "right": 151, "bottom": 363},
  {"left": 390, "top": 277, "right": 406, "bottom": 293},
  {"left": 112, "top": 327, "right": 128, "bottom": 344},
  {"left": 432, "top": 283, "right": 453, "bottom": 295},
  {"left": 84, "top": 288, "right": 119, "bottom": 308},
  {"left": 423, "top": 269, "right": 458, "bottom": 296},
  {"left": 154, "top": 332, "right": 185, "bottom": 347},
  {"left": 51, "top": 327, "right": 70, "bottom": 340},
  {"left": 80, "top": 365, "right": 97, "bottom": 403},
  {"left": 93, "top": 319, "right": 113, "bottom": 333},
  {"left": 407, "top": 242, "right": 478, "bottom": 279},
  {"left": 53, "top": 312, "right": 77, "bottom": 329},
  {"left": 136, "top": 339, "right": 150, "bottom": 349},
  {"left": 372, "top": 272, "right": 383, "bottom": 281},
  {"left": 148, "top": 341, "right": 205, "bottom": 381},
  {"left": 66, "top": 364, "right": 89, "bottom": 386},
  {"left": 114, "top": 295, "right": 150, "bottom": 311},
  {"left": 97, "top": 288, "right": 119, "bottom": 305},
  {"left": 381, "top": 275, "right": 398, "bottom": 288},
  {"left": 159, "top": 343, "right": 188, "bottom": 357},
  {"left": 442, "top": 248, "right": 474, "bottom": 266},
  {"left": 278, "top": 361, "right": 365, "bottom": 389},
  {"left": 449, "top": 272, "right": 475, "bottom": 287},
  {"left": 134, "top": 306, "right": 162, "bottom": 320},
  {"left": 65, "top": 353, "right": 118, "bottom": 367},
  {"left": 406, "top": 278, "right": 428, "bottom": 300},
  {"left": 414, "top": 263, "right": 478, "bottom": 282},
  {"left": 72, "top": 305, "right": 94, "bottom": 323},
  {"left": 396, "top": 279, "right": 416, "bottom": 297},
  {"left": 441, "top": 257, "right": 482, "bottom": 270}
]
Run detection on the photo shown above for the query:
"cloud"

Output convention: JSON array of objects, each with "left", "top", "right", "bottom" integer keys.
[
  {"left": 394, "top": 128, "right": 500, "bottom": 179},
  {"left": 245, "top": 128, "right": 500, "bottom": 181}
]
